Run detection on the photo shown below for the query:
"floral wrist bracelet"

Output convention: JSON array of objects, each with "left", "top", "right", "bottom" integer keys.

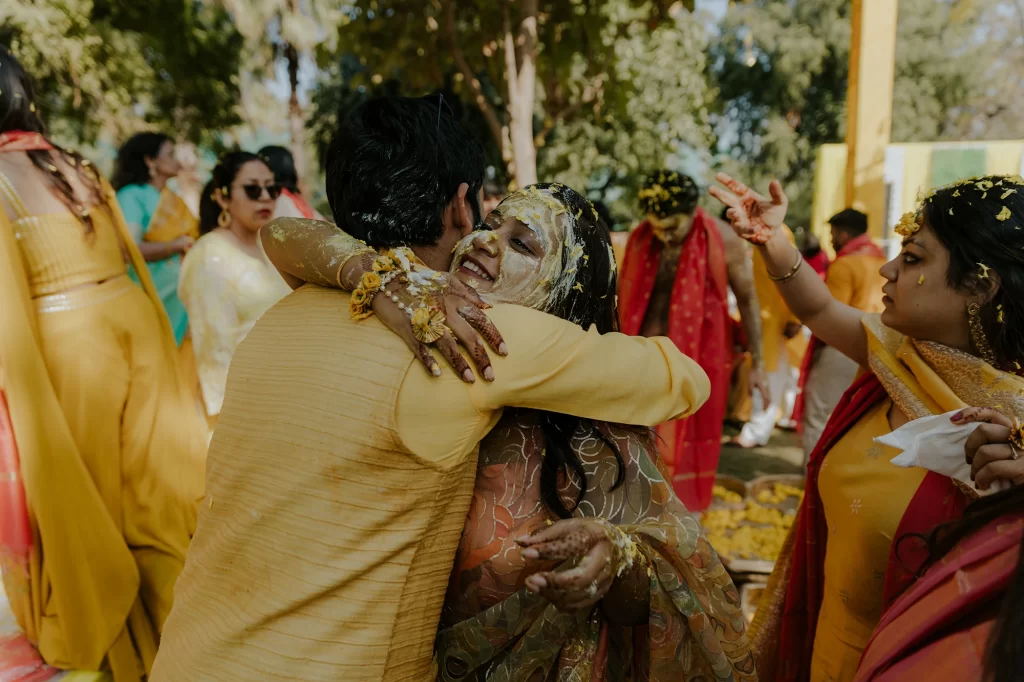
[{"left": 350, "top": 251, "right": 407, "bottom": 320}]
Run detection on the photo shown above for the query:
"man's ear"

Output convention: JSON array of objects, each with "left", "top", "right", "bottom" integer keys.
[{"left": 451, "top": 182, "right": 475, "bottom": 238}]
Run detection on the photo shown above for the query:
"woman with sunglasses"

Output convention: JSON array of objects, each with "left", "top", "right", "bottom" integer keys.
[{"left": 179, "top": 152, "right": 289, "bottom": 434}]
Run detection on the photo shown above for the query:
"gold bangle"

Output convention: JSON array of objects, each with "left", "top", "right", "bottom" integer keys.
[{"left": 768, "top": 254, "right": 803, "bottom": 283}]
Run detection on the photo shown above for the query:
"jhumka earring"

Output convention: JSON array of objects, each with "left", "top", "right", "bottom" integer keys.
[
  {"left": 217, "top": 208, "right": 231, "bottom": 228},
  {"left": 967, "top": 302, "right": 997, "bottom": 366}
]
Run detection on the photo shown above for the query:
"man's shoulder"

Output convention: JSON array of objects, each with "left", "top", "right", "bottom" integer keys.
[{"left": 247, "top": 284, "right": 409, "bottom": 356}]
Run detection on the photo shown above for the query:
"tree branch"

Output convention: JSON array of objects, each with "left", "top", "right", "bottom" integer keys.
[{"left": 440, "top": 0, "right": 504, "bottom": 150}]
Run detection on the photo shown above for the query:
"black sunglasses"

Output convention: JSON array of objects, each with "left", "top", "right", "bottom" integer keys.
[{"left": 238, "top": 183, "right": 282, "bottom": 201}]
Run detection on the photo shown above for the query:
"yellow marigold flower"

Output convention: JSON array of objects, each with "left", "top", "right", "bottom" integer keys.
[
  {"left": 895, "top": 211, "right": 921, "bottom": 237},
  {"left": 360, "top": 271, "right": 382, "bottom": 291},
  {"left": 410, "top": 307, "right": 432, "bottom": 328},
  {"left": 997, "top": 206, "right": 1013, "bottom": 222}
]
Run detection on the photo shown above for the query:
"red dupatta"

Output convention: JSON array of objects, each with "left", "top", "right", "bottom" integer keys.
[
  {"left": 756, "top": 371, "right": 968, "bottom": 682},
  {"left": 281, "top": 188, "right": 315, "bottom": 219},
  {"left": 618, "top": 208, "right": 731, "bottom": 512},
  {"left": 853, "top": 514, "right": 1024, "bottom": 682}
]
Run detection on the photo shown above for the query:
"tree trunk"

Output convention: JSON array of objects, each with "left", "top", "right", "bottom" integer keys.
[
  {"left": 503, "top": 0, "right": 539, "bottom": 187},
  {"left": 285, "top": 42, "right": 309, "bottom": 196}
]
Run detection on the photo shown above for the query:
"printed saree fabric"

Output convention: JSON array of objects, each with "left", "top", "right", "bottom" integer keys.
[
  {"left": 750, "top": 314, "right": 1024, "bottom": 682},
  {"left": 435, "top": 409, "right": 755, "bottom": 682}
]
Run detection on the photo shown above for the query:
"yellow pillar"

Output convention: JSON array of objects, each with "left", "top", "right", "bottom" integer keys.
[{"left": 845, "top": 0, "right": 898, "bottom": 238}]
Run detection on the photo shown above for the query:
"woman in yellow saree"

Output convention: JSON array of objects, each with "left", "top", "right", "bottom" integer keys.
[
  {"left": 0, "top": 48, "right": 206, "bottom": 681},
  {"left": 709, "top": 172, "right": 1024, "bottom": 682}
]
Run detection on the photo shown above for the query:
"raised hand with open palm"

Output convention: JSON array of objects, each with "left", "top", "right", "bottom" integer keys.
[{"left": 708, "top": 173, "right": 789, "bottom": 245}]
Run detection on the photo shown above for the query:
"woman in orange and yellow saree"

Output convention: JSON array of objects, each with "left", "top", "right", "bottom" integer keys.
[
  {"left": 710, "top": 171, "right": 1024, "bottom": 682},
  {"left": 0, "top": 47, "right": 206, "bottom": 681}
]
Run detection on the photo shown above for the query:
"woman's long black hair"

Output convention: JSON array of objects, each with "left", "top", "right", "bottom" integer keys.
[
  {"left": 924, "top": 177, "right": 1024, "bottom": 372},
  {"left": 258, "top": 145, "right": 299, "bottom": 194},
  {"left": 500, "top": 183, "right": 627, "bottom": 519},
  {"left": 198, "top": 151, "right": 265, "bottom": 235},
  {"left": 0, "top": 45, "right": 105, "bottom": 232},
  {"left": 111, "top": 132, "right": 172, "bottom": 191},
  {"left": 909, "top": 486, "right": 1024, "bottom": 682}
]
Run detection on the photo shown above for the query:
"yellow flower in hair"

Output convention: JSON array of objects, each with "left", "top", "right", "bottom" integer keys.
[
  {"left": 976, "top": 180, "right": 994, "bottom": 192},
  {"left": 997, "top": 206, "right": 1013, "bottom": 222},
  {"left": 1001, "top": 189, "right": 1017, "bottom": 200},
  {"left": 978, "top": 263, "right": 992, "bottom": 279},
  {"left": 895, "top": 211, "right": 921, "bottom": 237},
  {"left": 573, "top": 282, "right": 584, "bottom": 292},
  {"left": 360, "top": 271, "right": 382, "bottom": 291}
]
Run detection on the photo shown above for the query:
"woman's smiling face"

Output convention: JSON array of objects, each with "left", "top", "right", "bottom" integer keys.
[{"left": 450, "top": 188, "right": 583, "bottom": 310}]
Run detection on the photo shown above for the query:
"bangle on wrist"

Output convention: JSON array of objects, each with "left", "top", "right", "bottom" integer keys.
[{"left": 768, "top": 254, "right": 803, "bottom": 283}]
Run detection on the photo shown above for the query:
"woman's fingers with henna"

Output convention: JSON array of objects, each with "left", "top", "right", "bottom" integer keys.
[
  {"left": 435, "top": 332, "right": 475, "bottom": 383},
  {"left": 413, "top": 340, "right": 442, "bottom": 378},
  {"left": 445, "top": 307, "right": 494, "bottom": 381},
  {"left": 952, "top": 407, "right": 1015, "bottom": 429},
  {"left": 715, "top": 172, "right": 753, "bottom": 198},
  {"left": 459, "top": 306, "right": 507, "bottom": 355},
  {"left": 449, "top": 277, "right": 491, "bottom": 310}
]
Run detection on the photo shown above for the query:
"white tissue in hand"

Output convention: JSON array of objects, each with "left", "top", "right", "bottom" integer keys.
[{"left": 874, "top": 410, "right": 1009, "bottom": 494}]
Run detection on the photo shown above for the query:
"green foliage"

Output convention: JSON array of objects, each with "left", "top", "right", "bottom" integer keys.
[
  {"left": 710, "top": 0, "right": 1024, "bottom": 230},
  {"left": 1, "top": 0, "right": 243, "bottom": 146},
  {"left": 313, "top": 0, "right": 712, "bottom": 225}
]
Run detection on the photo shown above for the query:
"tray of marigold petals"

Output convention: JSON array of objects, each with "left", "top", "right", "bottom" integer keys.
[{"left": 701, "top": 475, "right": 805, "bottom": 575}]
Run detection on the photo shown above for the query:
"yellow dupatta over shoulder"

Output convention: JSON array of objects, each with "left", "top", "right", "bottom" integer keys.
[
  {"left": 0, "top": 182, "right": 197, "bottom": 677},
  {"left": 863, "top": 314, "right": 1024, "bottom": 422},
  {"left": 142, "top": 188, "right": 198, "bottom": 243}
]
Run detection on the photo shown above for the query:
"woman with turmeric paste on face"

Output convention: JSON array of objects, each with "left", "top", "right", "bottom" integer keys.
[{"left": 260, "top": 183, "right": 756, "bottom": 681}]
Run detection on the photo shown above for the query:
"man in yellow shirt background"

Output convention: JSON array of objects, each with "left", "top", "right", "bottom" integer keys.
[{"left": 800, "top": 208, "right": 887, "bottom": 457}]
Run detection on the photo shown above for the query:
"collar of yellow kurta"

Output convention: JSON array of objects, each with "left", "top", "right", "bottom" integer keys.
[{"left": 863, "top": 313, "right": 1024, "bottom": 422}]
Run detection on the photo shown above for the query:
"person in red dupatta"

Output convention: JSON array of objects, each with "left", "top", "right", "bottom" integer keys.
[
  {"left": 619, "top": 170, "right": 767, "bottom": 512},
  {"left": 709, "top": 172, "right": 1024, "bottom": 682},
  {"left": 855, "top": 407, "right": 1024, "bottom": 682}
]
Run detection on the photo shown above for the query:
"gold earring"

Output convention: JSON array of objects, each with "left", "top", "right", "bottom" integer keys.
[
  {"left": 968, "top": 302, "right": 997, "bottom": 366},
  {"left": 217, "top": 208, "right": 231, "bottom": 228}
]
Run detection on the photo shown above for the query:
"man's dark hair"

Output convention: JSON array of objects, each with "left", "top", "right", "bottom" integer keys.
[
  {"left": 828, "top": 208, "right": 868, "bottom": 236},
  {"left": 324, "top": 95, "right": 485, "bottom": 248}
]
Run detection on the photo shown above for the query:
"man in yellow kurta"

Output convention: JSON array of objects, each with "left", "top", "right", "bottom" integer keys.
[
  {"left": 150, "top": 96, "right": 710, "bottom": 682},
  {"left": 800, "top": 208, "right": 887, "bottom": 455}
]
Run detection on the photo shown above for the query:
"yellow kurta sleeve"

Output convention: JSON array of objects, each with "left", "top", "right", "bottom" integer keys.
[{"left": 396, "top": 304, "right": 710, "bottom": 465}]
